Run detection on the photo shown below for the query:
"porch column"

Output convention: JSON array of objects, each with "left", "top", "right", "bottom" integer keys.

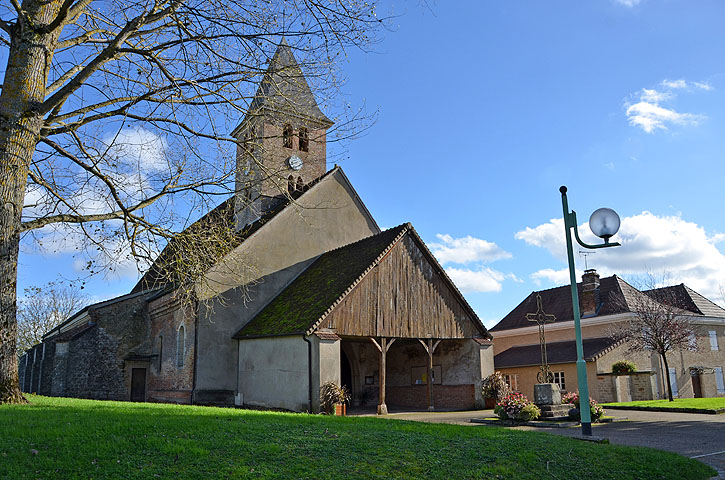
[
  {"left": 419, "top": 338, "right": 441, "bottom": 411},
  {"left": 370, "top": 337, "right": 396, "bottom": 415}
]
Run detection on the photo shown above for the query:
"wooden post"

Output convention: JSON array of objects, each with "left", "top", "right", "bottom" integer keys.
[
  {"left": 371, "top": 337, "right": 395, "bottom": 415},
  {"left": 418, "top": 338, "right": 441, "bottom": 411}
]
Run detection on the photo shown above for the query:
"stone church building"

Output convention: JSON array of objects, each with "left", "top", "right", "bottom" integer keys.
[{"left": 19, "top": 41, "right": 494, "bottom": 413}]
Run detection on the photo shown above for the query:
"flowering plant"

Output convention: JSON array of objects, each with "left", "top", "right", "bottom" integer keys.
[
  {"left": 494, "top": 392, "right": 539, "bottom": 421},
  {"left": 563, "top": 390, "right": 604, "bottom": 421}
]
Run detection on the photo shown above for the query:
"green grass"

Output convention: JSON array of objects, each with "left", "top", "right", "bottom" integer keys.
[
  {"left": 0, "top": 396, "right": 716, "bottom": 480},
  {"left": 602, "top": 397, "right": 725, "bottom": 412}
]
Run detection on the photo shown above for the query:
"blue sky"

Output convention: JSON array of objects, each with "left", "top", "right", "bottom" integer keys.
[{"left": 18, "top": 0, "right": 725, "bottom": 328}]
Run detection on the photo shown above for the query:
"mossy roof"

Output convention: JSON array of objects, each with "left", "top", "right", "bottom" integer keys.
[{"left": 233, "top": 224, "right": 408, "bottom": 338}]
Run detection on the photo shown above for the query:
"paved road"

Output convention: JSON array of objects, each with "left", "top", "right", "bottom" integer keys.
[{"left": 360, "top": 408, "right": 725, "bottom": 478}]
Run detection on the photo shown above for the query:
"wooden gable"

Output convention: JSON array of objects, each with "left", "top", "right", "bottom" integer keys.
[{"left": 322, "top": 232, "right": 484, "bottom": 339}]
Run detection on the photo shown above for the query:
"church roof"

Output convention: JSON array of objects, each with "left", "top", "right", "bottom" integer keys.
[
  {"left": 131, "top": 167, "right": 339, "bottom": 294},
  {"left": 234, "top": 39, "right": 332, "bottom": 134},
  {"left": 494, "top": 337, "right": 620, "bottom": 368},
  {"left": 234, "top": 223, "right": 488, "bottom": 339}
]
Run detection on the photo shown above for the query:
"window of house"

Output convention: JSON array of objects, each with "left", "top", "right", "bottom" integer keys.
[
  {"left": 288, "top": 175, "right": 295, "bottom": 194},
  {"left": 688, "top": 333, "right": 697, "bottom": 350},
  {"left": 710, "top": 330, "right": 719, "bottom": 351},
  {"left": 283, "top": 124, "right": 293, "bottom": 148},
  {"left": 715, "top": 367, "right": 725, "bottom": 394},
  {"left": 176, "top": 325, "right": 185, "bottom": 367},
  {"left": 503, "top": 373, "right": 519, "bottom": 391},
  {"left": 552, "top": 371, "right": 566, "bottom": 390},
  {"left": 158, "top": 335, "right": 163, "bottom": 371},
  {"left": 668, "top": 367, "right": 679, "bottom": 397},
  {"left": 298, "top": 127, "right": 309, "bottom": 152}
]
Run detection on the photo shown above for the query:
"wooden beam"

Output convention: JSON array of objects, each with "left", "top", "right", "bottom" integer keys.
[
  {"left": 418, "top": 338, "right": 441, "bottom": 411},
  {"left": 371, "top": 337, "right": 397, "bottom": 415}
]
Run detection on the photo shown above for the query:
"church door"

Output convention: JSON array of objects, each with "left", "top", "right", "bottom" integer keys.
[
  {"left": 131, "top": 368, "right": 147, "bottom": 402},
  {"left": 341, "top": 350, "right": 352, "bottom": 398},
  {"left": 691, "top": 371, "right": 703, "bottom": 398}
]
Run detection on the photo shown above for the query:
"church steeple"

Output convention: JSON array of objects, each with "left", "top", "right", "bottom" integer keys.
[{"left": 232, "top": 40, "right": 334, "bottom": 230}]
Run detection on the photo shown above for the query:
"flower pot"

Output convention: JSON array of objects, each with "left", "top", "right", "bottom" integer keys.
[
  {"left": 334, "top": 404, "right": 346, "bottom": 416},
  {"left": 485, "top": 397, "right": 496, "bottom": 409}
]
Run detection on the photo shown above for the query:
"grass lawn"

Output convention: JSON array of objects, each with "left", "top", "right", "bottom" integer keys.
[
  {"left": 602, "top": 397, "right": 725, "bottom": 413},
  {"left": 0, "top": 396, "right": 716, "bottom": 480}
]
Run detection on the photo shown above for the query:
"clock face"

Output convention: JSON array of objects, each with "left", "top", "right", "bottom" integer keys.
[{"left": 288, "top": 155, "right": 303, "bottom": 171}]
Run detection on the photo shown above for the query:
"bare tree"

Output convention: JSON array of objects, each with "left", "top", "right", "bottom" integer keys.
[
  {"left": 17, "top": 282, "right": 87, "bottom": 356},
  {"left": 610, "top": 274, "right": 698, "bottom": 401},
  {"left": 0, "top": 0, "right": 387, "bottom": 403}
]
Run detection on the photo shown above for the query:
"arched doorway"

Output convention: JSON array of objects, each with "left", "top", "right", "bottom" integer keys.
[{"left": 341, "top": 349, "right": 352, "bottom": 396}]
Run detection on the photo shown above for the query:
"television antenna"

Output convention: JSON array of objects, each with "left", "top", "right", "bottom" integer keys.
[{"left": 578, "top": 250, "right": 595, "bottom": 270}]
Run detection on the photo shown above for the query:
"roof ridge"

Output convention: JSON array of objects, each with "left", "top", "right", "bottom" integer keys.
[{"left": 306, "top": 224, "right": 410, "bottom": 334}]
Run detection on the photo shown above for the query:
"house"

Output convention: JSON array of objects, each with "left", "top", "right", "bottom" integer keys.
[
  {"left": 490, "top": 269, "right": 725, "bottom": 402},
  {"left": 18, "top": 41, "right": 494, "bottom": 413}
]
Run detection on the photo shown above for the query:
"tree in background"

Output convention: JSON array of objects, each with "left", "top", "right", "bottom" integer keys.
[
  {"left": 609, "top": 274, "right": 698, "bottom": 401},
  {"left": 17, "top": 283, "right": 87, "bottom": 356},
  {"left": 0, "top": 0, "right": 387, "bottom": 403}
]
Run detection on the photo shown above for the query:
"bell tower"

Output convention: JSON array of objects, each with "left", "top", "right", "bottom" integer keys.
[{"left": 232, "top": 39, "right": 334, "bottom": 230}]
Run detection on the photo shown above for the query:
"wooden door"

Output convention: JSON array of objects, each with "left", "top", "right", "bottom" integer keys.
[
  {"left": 131, "top": 368, "right": 147, "bottom": 402},
  {"left": 691, "top": 371, "right": 703, "bottom": 398}
]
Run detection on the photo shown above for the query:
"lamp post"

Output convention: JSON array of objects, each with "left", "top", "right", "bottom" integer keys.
[{"left": 559, "top": 186, "right": 620, "bottom": 436}]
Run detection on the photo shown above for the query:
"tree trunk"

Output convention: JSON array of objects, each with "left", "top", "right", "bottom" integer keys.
[
  {"left": 0, "top": 1, "right": 64, "bottom": 404},
  {"left": 660, "top": 352, "right": 673, "bottom": 402}
]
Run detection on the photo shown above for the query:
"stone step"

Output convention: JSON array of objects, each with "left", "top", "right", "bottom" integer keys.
[{"left": 538, "top": 403, "right": 574, "bottom": 418}]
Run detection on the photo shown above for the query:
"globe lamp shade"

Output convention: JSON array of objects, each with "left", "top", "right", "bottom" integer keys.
[{"left": 589, "top": 208, "right": 620, "bottom": 240}]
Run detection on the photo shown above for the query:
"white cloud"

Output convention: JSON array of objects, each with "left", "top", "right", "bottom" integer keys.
[
  {"left": 429, "top": 233, "right": 515, "bottom": 293},
  {"left": 625, "top": 80, "right": 711, "bottom": 133},
  {"left": 445, "top": 267, "right": 507, "bottom": 293},
  {"left": 429, "top": 234, "right": 511, "bottom": 265},
  {"left": 103, "top": 127, "right": 169, "bottom": 172},
  {"left": 516, "top": 212, "right": 725, "bottom": 301},
  {"left": 614, "top": 0, "right": 641, "bottom": 6}
]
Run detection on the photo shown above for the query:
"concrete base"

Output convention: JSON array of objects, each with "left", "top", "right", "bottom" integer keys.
[
  {"left": 377, "top": 403, "right": 388, "bottom": 415},
  {"left": 539, "top": 403, "right": 574, "bottom": 418},
  {"left": 534, "top": 383, "right": 561, "bottom": 406}
]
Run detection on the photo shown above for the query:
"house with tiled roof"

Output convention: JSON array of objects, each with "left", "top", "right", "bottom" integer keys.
[
  {"left": 18, "top": 41, "right": 493, "bottom": 413},
  {"left": 490, "top": 270, "right": 725, "bottom": 402}
]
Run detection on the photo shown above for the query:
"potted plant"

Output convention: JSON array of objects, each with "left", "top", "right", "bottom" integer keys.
[
  {"left": 481, "top": 372, "right": 512, "bottom": 409},
  {"left": 319, "top": 381, "right": 351, "bottom": 415}
]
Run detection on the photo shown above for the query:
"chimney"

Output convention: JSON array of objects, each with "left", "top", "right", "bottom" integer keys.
[{"left": 580, "top": 269, "right": 600, "bottom": 317}]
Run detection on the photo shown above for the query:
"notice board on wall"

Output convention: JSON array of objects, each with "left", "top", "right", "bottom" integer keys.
[{"left": 411, "top": 365, "right": 442, "bottom": 385}]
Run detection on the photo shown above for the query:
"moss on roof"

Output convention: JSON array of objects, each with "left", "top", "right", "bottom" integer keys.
[{"left": 234, "top": 224, "right": 408, "bottom": 338}]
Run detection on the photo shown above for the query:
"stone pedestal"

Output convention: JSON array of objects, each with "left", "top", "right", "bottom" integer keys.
[{"left": 534, "top": 383, "right": 561, "bottom": 406}]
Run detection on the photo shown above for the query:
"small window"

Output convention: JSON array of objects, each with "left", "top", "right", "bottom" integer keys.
[
  {"left": 283, "top": 124, "right": 293, "bottom": 149},
  {"left": 552, "top": 371, "right": 566, "bottom": 390},
  {"left": 176, "top": 325, "right": 185, "bottom": 367},
  {"left": 288, "top": 175, "right": 295, "bottom": 194},
  {"left": 298, "top": 127, "right": 309, "bottom": 152},
  {"left": 709, "top": 331, "right": 719, "bottom": 351},
  {"left": 296, "top": 176, "right": 304, "bottom": 192},
  {"left": 158, "top": 335, "right": 163, "bottom": 370},
  {"left": 503, "top": 373, "right": 519, "bottom": 391}
]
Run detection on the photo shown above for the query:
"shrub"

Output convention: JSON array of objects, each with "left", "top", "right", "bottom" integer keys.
[
  {"left": 563, "top": 391, "right": 604, "bottom": 422},
  {"left": 518, "top": 403, "right": 541, "bottom": 421},
  {"left": 319, "top": 382, "right": 350, "bottom": 414},
  {"left": 481, "top": 372, "right": 511, "bottom": 403},
  {"left": 495, "top": 392, "right": 534, "bottom": 420},
  {"left": 612, "top": 360, "right": 637, "bottom": 374}
]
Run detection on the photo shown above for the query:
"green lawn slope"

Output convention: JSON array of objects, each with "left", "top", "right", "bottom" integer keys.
[{"left": 0, "top": 395, "right": 716, "bottom": 480}]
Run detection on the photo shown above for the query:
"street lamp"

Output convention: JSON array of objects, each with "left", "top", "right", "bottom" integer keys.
[{"left": 559, "top": 186, "right": 620, "bottom": 436}]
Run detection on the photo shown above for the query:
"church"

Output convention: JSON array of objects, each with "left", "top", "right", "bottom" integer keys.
[{"left": 18, "top": 41, "right": 494, "bottom": 413}]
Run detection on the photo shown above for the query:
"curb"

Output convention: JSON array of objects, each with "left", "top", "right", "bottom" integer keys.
[{"left": 603, "top": 405, "right": 725, "bottom": 415}]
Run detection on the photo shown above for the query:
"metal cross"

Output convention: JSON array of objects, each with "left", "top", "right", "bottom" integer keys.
[{"left": 525, "top": 293, "right": 557, "bottom": 384}]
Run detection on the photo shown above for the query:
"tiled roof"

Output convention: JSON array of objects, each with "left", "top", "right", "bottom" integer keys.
[
  {"left": 645, "top": 284, "right": 725, "bottom": 317},
  {"left": 132, "top": 168, "right": 338, "bottom": 294},
  {"left": 494, "top": 337, "right": 620, "bottom": 368},
  {"left": 233, "top": 224, "right": 408, "bottom": 338}
]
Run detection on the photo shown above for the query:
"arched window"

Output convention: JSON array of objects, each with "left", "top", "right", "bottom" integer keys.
[
  {"left": 176, "top": 325, "right": 185, "bottom": 367},
  {"left": 288, "top": 175, "right": 295, "bottom": 194},
  {"left": 283, "top": 124, "right": 293, "bottom": 148},
  {"left": 296, "top": 176, "right": 304, "bottom": 192},
  {"left": 158, "top": 335, "right": 163, "bottom": 371},
  {"left": 298, "top": 127, "right": 309, "bottom": 152}
]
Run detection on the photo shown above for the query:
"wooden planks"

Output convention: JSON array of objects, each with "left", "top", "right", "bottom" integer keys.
[{"left": 326, "top": 234, "right": 480, "bottom": 339}]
